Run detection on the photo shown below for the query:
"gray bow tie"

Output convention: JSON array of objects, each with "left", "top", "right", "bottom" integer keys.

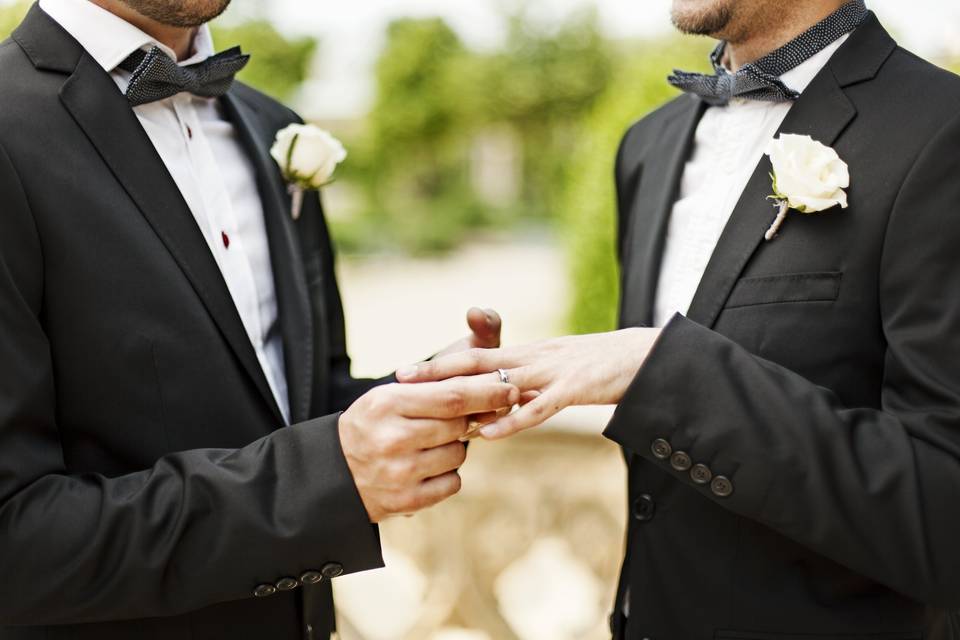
[
  {"left": 118, "top": 46, "right": 250, "bottom": 107},
  {"left": 668, "top": 0, "right": 868, "bottom": 106}
]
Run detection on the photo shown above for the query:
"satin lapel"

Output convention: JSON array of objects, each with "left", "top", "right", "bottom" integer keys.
[
  {"left": 221, "top": 92, "right": 315, "bottom": 425},
  {"left": 59, "top": 55, "right": 285, "bottom": 425},
  {"left": 620, "top": 95, "right": 706, "bottom": 328},
  {"left": 685, "top": 70, "right": 857, "bottom": 328}
]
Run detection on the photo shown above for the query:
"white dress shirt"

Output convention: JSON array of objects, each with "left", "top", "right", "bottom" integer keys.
[
  {"left": 40, "top": 0, "right": 290, "bottom": 423},
  {"left": 652, "top": 35, "right": 850, "bottom": 328}
]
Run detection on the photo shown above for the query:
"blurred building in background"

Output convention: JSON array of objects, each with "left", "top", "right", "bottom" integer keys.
[{"left": 2, "top": 1, "right": 958, "bottom": 637}]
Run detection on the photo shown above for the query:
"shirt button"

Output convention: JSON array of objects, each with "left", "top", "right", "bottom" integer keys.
[
  {"left": 711, "top": 475, "right": 734, "bottom": 498},
  {"left": 670, "top": 451, "right": 692, "bottom": 472},
  {"left": 300, "top": 570, "right": 323, "bottom": 585},
  {"left": 651, "top": 438, "right": 672, "bottom": 460},
  {"left": 275, "top": 577, "right": 299, "bottom": 591},
  {"left": 690, "top": 464, "right": 713, "bottom": 485},
  {"left": 186, "top": 124, "right": 193, "bottom": 139},
  {"left": 321, "top": 562, "right": 344, "bottom": 579},
  {"left": 221, "top": 231, "right": 230, "bottom": 249},
  {"left": 253, "top": 583, "right": 277, "bottom": 598},
  {"left": 632, "top": 494, "right": 656, "bottom": 522}
]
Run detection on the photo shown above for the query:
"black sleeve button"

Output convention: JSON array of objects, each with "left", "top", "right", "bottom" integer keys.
[
  {"left": 321, "top": 562, "right": 344, "bottom": 579},
  {"left": 711, "top": 475, "right": 734, "bottom": 498},
  {"left": 690, "top": 464, "right": 713, "bottom": 485},
  {"left": 276, "top": 577, "right": 299, "bottom": 591},
  {"left": 651, "top": 438, "right": 672, "bottom": 460},
  {"left": 670, "top": 451, "right": 692, "bottom": 472},
  {"left": 300, "top": 570, "right": 323, "bottom": 585},
  {"left": 253, "top": 584, "right": 277, "bottom": 598}
]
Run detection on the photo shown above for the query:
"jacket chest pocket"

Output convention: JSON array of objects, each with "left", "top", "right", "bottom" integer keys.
[{"left": 725, "top": 271, "right": 843, "bottom": 309}]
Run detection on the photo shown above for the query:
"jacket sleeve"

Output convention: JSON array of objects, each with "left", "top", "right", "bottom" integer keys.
[
  {"left": 604, "top": 112, "right": 960, "bottom": 608},
  {"left": 0, "top": 142, "right": 383, "bottom": 624}
]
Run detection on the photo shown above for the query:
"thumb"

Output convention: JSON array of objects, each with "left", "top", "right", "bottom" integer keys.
[{"left": 466, "top": 307, "right": 502, "bottom": 348}]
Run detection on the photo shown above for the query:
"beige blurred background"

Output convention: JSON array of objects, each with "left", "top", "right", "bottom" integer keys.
[{"left": 335, "top": 239, "right": 622, "bottom": 640}]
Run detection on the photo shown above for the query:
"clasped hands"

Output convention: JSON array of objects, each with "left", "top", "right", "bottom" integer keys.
[{"left": 339, "top": 307, "right": 661, "bottom": 523}]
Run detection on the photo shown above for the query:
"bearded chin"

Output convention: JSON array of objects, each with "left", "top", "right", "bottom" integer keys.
[
  {"left": 671, "top": 2, "right": 734, "bottom": 36},
  {"left": 122, "top": 0, "right": 232, "bottom": 28}
]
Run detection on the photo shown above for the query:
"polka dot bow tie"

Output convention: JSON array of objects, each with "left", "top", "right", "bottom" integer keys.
[
  {"left": 667, "top": 0, "right": 868, "bottom": 106},
  {"left": 118, "top": 46, "right": 250, "bottom": 107}
]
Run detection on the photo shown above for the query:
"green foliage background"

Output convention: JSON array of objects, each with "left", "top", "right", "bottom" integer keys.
[{"left": 561, "top": 39, "right": 710, "bottom": 334}]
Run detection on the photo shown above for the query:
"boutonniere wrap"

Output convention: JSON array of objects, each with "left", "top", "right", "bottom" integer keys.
[
  {"left": 270, "top": 123, "right": 347, "bottom": 220},
  {"left": 763, "top": 134, "right": 849, "bottom": 241}
]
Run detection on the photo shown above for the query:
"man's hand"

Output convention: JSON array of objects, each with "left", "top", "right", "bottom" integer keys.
[
  {"left": 397, "top": 328, "right": 662, "bottom": 440},
  {"left": 339, "top": 378, "right": 519, "bottom": 522},
  {"left": 434, "top": 308, "right": 502, "bottom": 359}
]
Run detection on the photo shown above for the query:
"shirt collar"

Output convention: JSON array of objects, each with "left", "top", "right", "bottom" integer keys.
[
  {"left": 779, "top": 32, "right": 850, "bottom": 94},
  {"left": 39, "top": 0, "right": 215, "bottom": 72}
]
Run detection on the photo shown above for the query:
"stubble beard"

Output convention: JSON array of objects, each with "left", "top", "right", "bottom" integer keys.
[
  {"left": 119, "top": 0, "right": 231, "bottom": 28},
  {"left": 670, "top": 0, "right": 735, "bottom": 37}
]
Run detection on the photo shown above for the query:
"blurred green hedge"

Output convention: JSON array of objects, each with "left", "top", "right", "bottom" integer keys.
[{"left": 560, "top": 39, "right": 710, "bottom": 334}]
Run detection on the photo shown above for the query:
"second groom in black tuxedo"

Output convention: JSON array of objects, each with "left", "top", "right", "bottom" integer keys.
[{"left": 401, "top": 0, "right": 960, "bottom": 637}]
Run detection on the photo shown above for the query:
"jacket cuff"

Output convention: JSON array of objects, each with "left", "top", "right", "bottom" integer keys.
[
  {"left": 288, "top": 414, "right": 384, "bottom": 576},
  {"left": 602, "top": 314, "right": 774, "bottom": 519}
]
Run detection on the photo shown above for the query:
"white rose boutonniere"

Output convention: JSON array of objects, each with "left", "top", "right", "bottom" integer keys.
[
  {"left": 270, "top": 123, "right": 347, "bottom": 220},
  {"left": 764, "top": 134, "right": 849, "bottom": 241}
]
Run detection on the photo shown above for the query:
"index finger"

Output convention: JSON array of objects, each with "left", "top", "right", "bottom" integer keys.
[
  {"left": 395, "top": 377, "right": 520, "bottom": 419},
  {"left": 398, "top": 348, "right": 516, "bottom": 383}
]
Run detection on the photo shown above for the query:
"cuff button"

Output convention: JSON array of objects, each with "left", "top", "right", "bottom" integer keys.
[
  {"left": 690, "top": 464, "right": 713, "bottom": 485},
  {"left": 321, "top": 562, "right": 344, "bottom": 579},
  {"left": 711, "top": 475, "right": 734, "bottom": 498},
  {"left": 300, "top": 570, "right": 323, "bottom": 585},
  {"left": 651, "top": 439, "right": 672, "bottom": 460},
  {"left": 670, "top": 451, "right": 692, "bottom": 472},
  {"left": 276, "top": 577, "right": 299, "bottom": 591},
  {"left": 253, "top": 584, "right": 277, "bottom": 598}
]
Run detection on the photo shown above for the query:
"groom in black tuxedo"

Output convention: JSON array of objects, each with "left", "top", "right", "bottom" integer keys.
[
  {"left": 401, "top": 0, "right": 960, "bottom": 637},
  {"left": 0, "top": 0, "right": 519, "bottom": 638}
]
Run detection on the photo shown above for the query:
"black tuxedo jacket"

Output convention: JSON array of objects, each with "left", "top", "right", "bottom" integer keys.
[
  {"left": 606, "top": 14, "right": 960, "bottom": 640},
  {"left": 0, "top": 5, "right": 386, "bottom": 638}
]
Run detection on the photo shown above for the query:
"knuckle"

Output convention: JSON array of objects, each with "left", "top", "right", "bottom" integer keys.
[
  {"left": 443, "top": 390, "right": 466, "bottom": 415},
  {"left": 416, "top": 363, "right": 434, "bottom": 379},
  {"left": 388, "top": 457, "right": 414, "bottom": 482},
  {"left": 377, "top": 428, "right": 406, "bottom": 455},
  {"left": 365, "top": 385, "right": 394, "bottom": 415}
]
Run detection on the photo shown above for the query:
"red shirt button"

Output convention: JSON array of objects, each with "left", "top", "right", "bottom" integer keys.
[{"left": 221, "top": 231, "right": 230, "bottom": 249}]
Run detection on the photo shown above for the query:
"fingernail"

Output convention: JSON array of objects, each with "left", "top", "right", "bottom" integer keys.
[
  {"left": 397, "top": 365, "right": 417, "bottom": 380},
  {"left": 480, "top": 424, "right": 500, "bottom": 438},
  {"left": 507, "top": 388, "right": 520, "bottom": 404}
]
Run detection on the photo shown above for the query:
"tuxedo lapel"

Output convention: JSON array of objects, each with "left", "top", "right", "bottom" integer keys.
[
  {"left": 620, "top": 95, "right": 706, "bottom": 328},
  {"left": 55, "top": 50, "right": 285, "bottom": 425},
  {"left": 221, "top": 92, "right": 315, "bottom": 425},
  {"left": 684, "top": 51, "right": 859, "bottom": 328}
]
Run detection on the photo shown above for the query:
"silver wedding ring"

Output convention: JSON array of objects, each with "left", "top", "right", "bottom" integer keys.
[{"left": 497, "top": 368, "right": 510, "bottom": 384}]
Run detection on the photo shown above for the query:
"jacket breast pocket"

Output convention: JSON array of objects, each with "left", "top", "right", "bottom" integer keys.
[{"left": 725, "top": 271, "right": 842, "bottom": 310}]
